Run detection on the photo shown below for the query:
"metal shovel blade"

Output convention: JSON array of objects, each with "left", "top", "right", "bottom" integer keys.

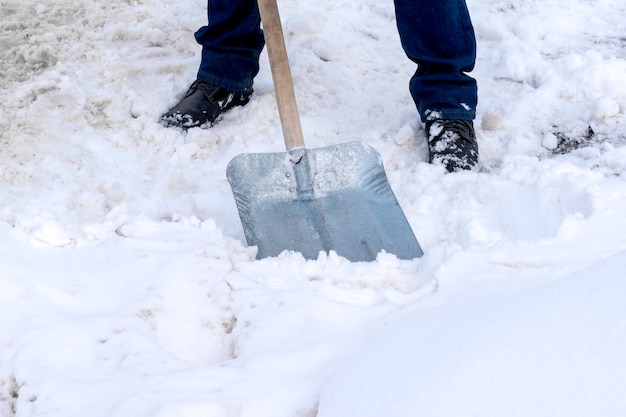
[{"left": 226, "top": 141, "right": 423, "bottom": 261}]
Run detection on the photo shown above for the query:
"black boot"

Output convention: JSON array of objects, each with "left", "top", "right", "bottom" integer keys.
[
  {"left": 160, "top": 80, "right": 253, "bottom": 129},
  {"left": 426, "top": 119, "right": 480, "bottom": 172}
]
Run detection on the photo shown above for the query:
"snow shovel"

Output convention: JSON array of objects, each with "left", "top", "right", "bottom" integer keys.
[{"left": 226, "top": 0, "right": 423, "bottom": 262}]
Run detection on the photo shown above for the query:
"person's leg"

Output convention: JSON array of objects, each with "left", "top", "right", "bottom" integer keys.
[
  {"left": 161, "top": 0, "right": 263, "bottom": 129},
  {"left": 394, "top": 0, "right": 477, "bottom": 123},
  {"left": 394, "top": 0, "right": 479, "bottom": 172},
  {"left": 195, "top": 0, "right": 265, "bottom": 92}
]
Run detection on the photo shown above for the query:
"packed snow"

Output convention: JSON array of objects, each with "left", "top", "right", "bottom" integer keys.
[{"left": 1, "top": 0, "right": 625, "bottom": 416}]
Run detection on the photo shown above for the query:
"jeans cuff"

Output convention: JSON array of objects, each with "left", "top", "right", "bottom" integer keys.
[
  {"left": 197, "top": 71, "right": 253, "bottom": 93},
  {"left": 421, "top": 108, "right": 475, "bottom": 123}
]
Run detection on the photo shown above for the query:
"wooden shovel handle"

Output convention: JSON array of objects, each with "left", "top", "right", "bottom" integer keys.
[{"left": 257, "top": 0, "right": 306, "bottom": 150}]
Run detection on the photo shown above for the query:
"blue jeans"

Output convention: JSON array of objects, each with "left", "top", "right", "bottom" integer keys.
[{"left": 195, "top": 0, "right": 477, "bottom": 122}]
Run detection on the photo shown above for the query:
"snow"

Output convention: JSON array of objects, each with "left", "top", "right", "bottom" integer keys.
[
  {"left": 318, "top": 251, "right": 626, "bottom": 417},
  {"left": 1, "top": 0, "right": 625, "bottom": 416}
]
